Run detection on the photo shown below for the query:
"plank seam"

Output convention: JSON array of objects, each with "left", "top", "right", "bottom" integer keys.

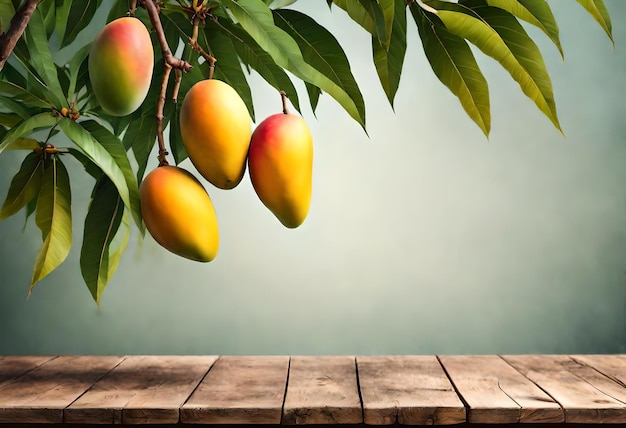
[
  {"left": 435, "top": 355, "right": 469, "bottom": 423},
  {"left": 178, "top": 355, "right": 220, "bottom": 423},
  {"left": 354, "top": 356, "right": 367, "bottom": 424},
  {"left": 563, "top": 356, "right": 626, "bottom": 407},
  {"left": 62, "top": 355, "right": 128, "bottom": 424},
  {"left": 498, "top": 355, "right": 566, "bottom": 419},
  {"left": 0, "top": 355, "right": 58, "bottom": 389},
  {"left": 570, "top": 356, "right": 626, "bottom": 389},
  {"left": 279, "top": 356, "right": 291, "bottom": 425}
]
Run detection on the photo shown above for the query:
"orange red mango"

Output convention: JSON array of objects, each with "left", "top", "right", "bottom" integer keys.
[
  {"left": 180, "top": 80, "right": 252, "bottom": 189},
  {"left": 89, "top": 17, "right": 154, "bottom": 116},
  {"left": 140, "top": 166, "right": 219, "bottom": 262},
  {"left": 248, "top": 113, "right": 313, "bottom": 228}
]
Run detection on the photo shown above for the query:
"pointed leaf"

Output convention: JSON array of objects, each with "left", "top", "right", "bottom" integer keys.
[
  {"left": 58, "top": 118, "right": 134, "bottom": 226},
  {"left": 67, "top": 43, "right": 92, "bottom": 102},
  {"left": 373, "top": 0, "right": 407, "bottom": 106},
  {"left": 412, "top": 6, "right": 490, "bottom": 135},
  {"left": 80, "top": 176, "right": 125, "bottom": 305},
  {"left": 0, "top": 80, "right": 53, "bottom": 108},
  {"left": 0, "top": 152, "right": 44, "bottom": 221},
  {"left": 576, "top": 0, "right": 613, "bottom": 45},
  {"left": 220, "top": 0, "right": 366, "bottom": 127},
  {"left": 331, "top": 0, "right": 378, "bottom": 38},
  {"left": 122, "top": 114, "right": 158, "bottom": 181},
  {"left": 79, "top": 120, "right": 143, "bottom": 232},
  {"left": 429, "top": 1, "right": 560, "bottom": 132},
  {"left": 107, "top": 210, "right": 130, "bottom": 281},
  {"left": 0, "top": 112, "right": 22, "bottom": 128},
  {"left": 305, "top": 82, "right": 321, "bottom": 113},
  {"left": 60, "top": 0, "right": 103, "bottom": 48},
  {"left": 379, "top": 0, "right": 395, "bottom": 48},
  {"left": 31, "top": 156, "right": 72, "bottom": 290},
  {"left": 273, "top": 9, "right": 364, "bottom": 119},
  {"left": 216, "top": 19, "right": 301, "bottom": 113},
  {"left": 0, "top": 113, "right": 58, "bottom": 154},
  {"left": 3, "top": 138, "right": 40, "bottom": 151},
  {"left": 357, "top": 0, "right": 386, "bottom": 46},
  {"left": 24, "top": 7, "right": 66, "bottom": 108},
  {"left": 483, "top": 0, "right": 562, "bottom": 58},
  {"left": 169, "top": 102, "right": 188, "bottom": 165}
]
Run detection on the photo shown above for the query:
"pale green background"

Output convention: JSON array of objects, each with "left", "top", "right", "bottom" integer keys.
[{"left": 0, "top": 2, "right": 625, "bottom": 355}]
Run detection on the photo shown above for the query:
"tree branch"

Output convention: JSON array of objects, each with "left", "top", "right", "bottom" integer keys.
[{"left": 0, "top": 0, "right": 42, "bottom": 71}]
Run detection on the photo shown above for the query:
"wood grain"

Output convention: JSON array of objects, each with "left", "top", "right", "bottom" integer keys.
[
  {"left": 571, "top": 354, "right": 626, "bottom": 386},
  {"left": 357, "top": 355, "right": 465, "bottom": 425},
  {"left": 282, "top": 356, "right": 362, "bottom": 425},
  {"left": 439, "top": 355, "right": 562, "bottom": 423},
  {"left": 181, "top": 356, "right": 289, "bottom": 424},
  {"left": 0, "top": 355, "right": 123, "bottom": 424},
  {"left": 0, "top": 355, "right": 55, "bottom": 387},
  {"left": 65, "top": 355, "right": 216, "bottom": 424},
  {"left": 502, "top": 354, "right": 626, "bottom": 423}
]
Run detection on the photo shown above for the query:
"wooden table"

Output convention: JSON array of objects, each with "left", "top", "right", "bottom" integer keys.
[{"left": 0, "top": 355, "right": 624, "bottom": 426}]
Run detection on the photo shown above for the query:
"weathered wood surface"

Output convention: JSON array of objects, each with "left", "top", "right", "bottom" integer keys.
[
  {"left": 503, "top": 354, "right": 626, "bottom": 423},
  {"left": 0, "top": 355, "right": 123, "bottom": 424},
  {"left": 181, "top": 356, "right": 289, "bottom": 424},
  {"left": 0, "top": 354, "right": 623, "bottom": 425},
  {"left": 439, "top": 355, "right": 563, "bottom": 424},
  {"left": 282, "top": 356, "right": 362, "bottom": 425},
  {"left": 357, "top": 356, "right": 465, "bottom": 425},
  {"left": 65, "top": 355, "right": 217, "bottom": 425}
]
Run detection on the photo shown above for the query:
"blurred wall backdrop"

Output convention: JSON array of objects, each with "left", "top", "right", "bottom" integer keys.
[{"left": 0, "top": 2, "right": 625, "bottom": 355}]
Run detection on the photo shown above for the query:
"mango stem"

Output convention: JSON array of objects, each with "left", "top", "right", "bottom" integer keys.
[
  {"left": 280, "top": 91, "right": 289, "bottom": 114},
  {"left": 156, "top": 64, "right": 172, "bottom": 167},
  {"left": 189, "top": 19, "right": 217, "bottom": 79}
]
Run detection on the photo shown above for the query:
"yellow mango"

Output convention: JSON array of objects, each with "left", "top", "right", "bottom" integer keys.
[
  {"left": 248, "top": 113, "right": 313, "bottom": 228},
  {"left": 180, "top": 79, "right": 252, "bottom": 189},
  {"left": 140, "top": 166, "right": 218, "bottom": 262}
]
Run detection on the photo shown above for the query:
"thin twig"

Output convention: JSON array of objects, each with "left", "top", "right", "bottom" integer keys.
[
  {"left": 156, "top": 64, "right": 172, "bottom": 166},
  {"left": 172, "top": 69, "right": 182, "bottom": 103},
  {"left": 0, "top": 0, "right": 42, "bottom": 71},
  {"left": 189, "top": 18, "right": 217, "bottom": 79},
  {"left": 280, "top": 91, "right": 289, "bottom": 114}
]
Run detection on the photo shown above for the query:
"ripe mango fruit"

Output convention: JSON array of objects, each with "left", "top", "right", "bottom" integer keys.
[
  {"left": 89, "top": 17, "right": 154, "bottom": 116},
  {"left": 180, "top": 79, "right": 251, "bottom": 189},
  {"left": 248, "top": 113, "right": 313, "bottom": 228},
  {"left": 140, "top": 166, "right": 219, "bottom": 262}
]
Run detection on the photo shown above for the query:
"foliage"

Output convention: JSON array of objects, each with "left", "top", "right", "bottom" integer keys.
[{"left": 0, "top": 0, "right": 614, "bottom": 304}]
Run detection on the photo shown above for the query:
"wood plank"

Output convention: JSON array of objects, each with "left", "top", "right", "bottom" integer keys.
[
  {"left": 502, "top": 354, "right": 626, "bottom": 423},
  {"left": 283, "top": 356, "right": 362, "bottom": 425},
  {"left": 439, "top": 355, "right": 562, "bottom": 424},
  {"left": 0, "top": 355, "right": 123, "bottom": 424},
  {"left": 571, "top": 354, "right": 626, "bottom": 386},
  {"left": 357, "top": 355, "right": 465, "bottom": 425},
  {"left": 181, "top": 356, "right": 289, "bottom": 424},
  {"left": 0, "top": 356, "right": 56, "bottom": 387},
  {"left": 65, "top": 355, "right": 217, "bottom": 424}
]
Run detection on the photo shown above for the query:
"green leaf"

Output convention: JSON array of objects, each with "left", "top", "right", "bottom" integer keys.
[
  {"left": 31, "top": 156, "right": 72, "bottom": 292},
  {"left": 169, "top": 102, "right": 188, "bottom": 165},
  {"left": 331, "top": 0, "right": 378, "bottom": 40},
  {"left": 429, "top": 0, "right": 560, "bottom": 132},
  {"left": 373, "top": 0, "right": 407, "bottom": 107},
  {"left": 67, "top": 43, "right": 92, "bottom": 102},
  {"left": 79, "top": 120, "right": 143, "bottom": 232},
  {"left": 0, "top": 112, "right": 22, "bottom": 128},
  {"left": 483, "top": 0, "right": 562, "bottom": 58},
  {"left": 3, "top": 137, "right": 40, "bottom": 151},
  {"left": 305, "top": 82, "right": 321, "bottom": 113},
  {"left": 59, "top": 0, "right": 103, "bottom": 48},
  {"left": 273, "top": 9, "right": 364, "bottom": 120},
  {"left": 67, "top": 147, "right": 103, "bottom": 179},
  {"left": 215, "top": 19, "right": 302, "bottom": 114},
  {"left": 122, "top": 115, "right": 158, "bottom": 181},
  {"left": 0, "top": 1, "right": 15, "bottom": 33},
  {"left": 221, "top": 0, "right": 365, "bottom": 127},
  {"left": 265, "top": 0, "right": 298, "bottom": 9},
  {"left": 107, "top": 0, "right": 131, "bottom": 22},
  {"left": 203, "top": 26, "right": 256, "bottom": 121},
  {"left": 0, "top": 80, "right": 52, "bottom": 109},
  {"left": 379, "top": 0, "right": 395, "bottom": 48},
  {"left": 23, "top": 7, "right": 66, "bottom": 108},
  {"left": 80, "top": 176, "right": 125, "bottom": 305},
  {"left": 54, "top": 0, "right": 70, "bottom": 46},
  {"left": 576, "top": 0, "right": 613, "bottom": 45},
  {"left": 107, "top": 210, "right": 130, "bottom": 280},
  {"left": 357, "top": 0, "right": 386, "bottom": 46},
  {"left": 0, "top": 94, "right": 33, "bottom": 120},
  {"left": 58, "top": 118, "right": 135, "bottom": 227},
  {"left": 0, "top": 152, "right": 44, "bottom": 221},
  {"left": 0, "top": 113, "right": 58, "bottom": 154},
  {"left": 412, "top": 6, "right": 490, "bottom": 135},
  {"left": 40, "top": 0, "right": 56, "bottom": 38}
]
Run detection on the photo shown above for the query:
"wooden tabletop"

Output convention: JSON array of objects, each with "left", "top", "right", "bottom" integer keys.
[{"left": 0, "top": 355, "right": 624, "bottom": 425}]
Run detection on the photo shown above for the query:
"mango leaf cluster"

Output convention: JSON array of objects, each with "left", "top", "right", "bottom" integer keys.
[{"left": 0, "top": 0, "right": 614, "bottom": 304}]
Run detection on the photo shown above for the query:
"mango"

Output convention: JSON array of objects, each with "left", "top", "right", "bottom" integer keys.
[
  {"left": 248, "top": 113, "right": 313, "bottom": 228},
  {"left": 180, "top": 79, "right": 252, "bottom": 189},
  {"left": 140, "top": 166, "right": 219, "bottom": 262},
  {"left": 89, "top": 17, "right": 154, "bottom": 116}
]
